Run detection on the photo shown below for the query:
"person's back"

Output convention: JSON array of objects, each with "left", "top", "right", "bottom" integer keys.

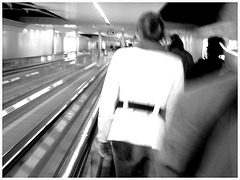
[
  {"left": 170, "top": 48, "right": 194, "bottom": 80},
  {"left": 105, "top": 47, "right": 184, "bottom": 147},
  {"left": 190, "top": 36, "right": 225, "bottom": 79},
  {"left": 169, "top": 34, "right": 194, "bottom": 80},
  {"left": 97, "top": 11, "right": 184, "bottom": 177},
  {"left": 109, "top": 47, "right": 183, "bottom": 107},
  {"left": 195, "top": 56, "right": 223, "bottom": 75}
]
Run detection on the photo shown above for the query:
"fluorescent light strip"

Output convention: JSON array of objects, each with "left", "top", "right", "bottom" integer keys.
[{"left": 93, "top": 2, "right": 110, "bottom": 25}]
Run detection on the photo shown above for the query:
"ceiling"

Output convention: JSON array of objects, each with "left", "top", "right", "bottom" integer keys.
[
  {"left": 160, "top": 2, "right": 225, "bottom": 27},
  {"left": 3, "top": 2, "right": 165, "bottom": 38},
  {"left": 34, "top": 2, "right": 167, "bottom": 38},
  {"left": 2, "top": 2, "right": 225, "bottom": 38}
]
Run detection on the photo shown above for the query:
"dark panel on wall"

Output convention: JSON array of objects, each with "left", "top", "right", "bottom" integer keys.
[
  {"left": 80, "top": 34, "right": 99, "bottom": 38},
  {"left": 2, "top": 2, "right": 66, "bottom": 23},
  {"left": 160, "top": 3, "right": 225, "bottom": 27}
]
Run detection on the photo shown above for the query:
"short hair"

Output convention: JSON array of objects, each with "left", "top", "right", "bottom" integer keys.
[
  {"left": 170, "top": 34, "right": 180, "bottom": 41},
  {"left": 207, "top": 36, "right": 225, "bottom": 56},
  {"left": 169, "top": 34, "right": 184, "bottom": 51},
  {"left": 136, "top": 12, "right": 164, "bottom": 42}
]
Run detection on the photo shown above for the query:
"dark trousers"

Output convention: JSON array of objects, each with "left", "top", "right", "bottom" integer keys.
[{"left": 111, "top": 141, "right": 161, "bottom": 177}]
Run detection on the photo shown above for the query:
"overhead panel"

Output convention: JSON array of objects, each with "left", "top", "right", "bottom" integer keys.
[
  {"left": 160, "top": 3, "right": 225, "bottom": 27},
  {"left": 2, "top": 2, "right": 68, "bottom": 24}
]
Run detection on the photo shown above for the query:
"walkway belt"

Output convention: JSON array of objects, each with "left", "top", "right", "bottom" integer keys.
[{"left": 115, "top": 101, "right": 165, "bottom": 120}]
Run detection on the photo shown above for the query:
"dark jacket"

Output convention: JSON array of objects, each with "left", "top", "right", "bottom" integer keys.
[
  {"left": 170, "top": 47, "right": 194, "bottom": 79},
  {"left": 190, "top": 57, "right": 224, "bottom": 79}
]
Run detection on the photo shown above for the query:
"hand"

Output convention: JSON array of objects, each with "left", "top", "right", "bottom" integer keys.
[{"left": 98, "top": 141, "right": 112, "bottom": 160}]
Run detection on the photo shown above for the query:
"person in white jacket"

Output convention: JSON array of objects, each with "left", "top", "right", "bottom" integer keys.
[{"left": 97, "top": 11, "right": 184, "bottom": 177}]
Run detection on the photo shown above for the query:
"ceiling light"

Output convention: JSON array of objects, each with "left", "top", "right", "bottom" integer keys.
[
  {"left": 93, "top": 2, "right": 110, "bottom": 25},
  {"left": 117, "top": 33, "right": 122, "bottom": 39},
  {"left": 64, "top": 24, "right": 77, "bottom": 28}
]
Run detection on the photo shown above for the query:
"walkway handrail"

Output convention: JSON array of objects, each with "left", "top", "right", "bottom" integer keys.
[
  {"left": 60, "top": 63, "right": 111, "bottom": 177},
  {"left": 2, "top": 75, "right": 94, "bottom": 176},
  {"left": 61, "top": 104, "right": 99, "bottom": 177},
  {"left": 2, "top": 64, "right": 109, "bottom": 176}
]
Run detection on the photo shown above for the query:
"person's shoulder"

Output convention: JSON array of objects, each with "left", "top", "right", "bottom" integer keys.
[
  {"left": 114, "top": 46, "right": 138, "bottom": 55},
  {"left": 184, "top": 50, "right": 193, "bottom": 57},
  {"left": 160, "top": 51, "right": 183, "bottom": 71},
  {"left": 196, "top": 57, "right": 205, "bottom": 63},
  {"left": 165, "top": 51, "right": 182, "bottom": 62}
]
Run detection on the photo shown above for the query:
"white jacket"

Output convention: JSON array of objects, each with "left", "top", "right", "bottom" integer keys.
[{"left": 97, "top": 44, "right": 184, "bottom": 150}]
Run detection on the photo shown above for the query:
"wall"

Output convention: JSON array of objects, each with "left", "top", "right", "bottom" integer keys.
[
  {"left": 54, "top": 32, "right": 63, "bottom": 54},
  {"left": 3, "top": 19, "right": 54, "bottom": 60},
  {"left": 2, "top": 19, "right": 93, "bottom": 60},
  {"left": 78, "top": 36, "right": 90, "bottom": 51}
]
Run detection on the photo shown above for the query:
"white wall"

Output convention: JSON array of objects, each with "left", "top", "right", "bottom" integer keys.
[{"left": 3, "top": 20, "right": 54, "bottom": 59}]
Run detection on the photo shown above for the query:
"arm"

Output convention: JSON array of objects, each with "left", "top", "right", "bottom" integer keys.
[
  {"left": 96, "top": 52, "right": 120, "bottom": 159},
  {"left": 97, "top": 52, "right": 120, "bottom": 143}
]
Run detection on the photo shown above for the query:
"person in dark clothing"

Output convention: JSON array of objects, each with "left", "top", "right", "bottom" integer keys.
[
  {"left": 190, "top": 36, "right": 225, "bottom": 79},
  {"left": 168, "top": 34, "right": 194, "bottom": 80}
]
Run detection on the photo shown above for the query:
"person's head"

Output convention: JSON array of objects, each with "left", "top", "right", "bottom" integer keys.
[
  {"left": 207, "top": 36, "right": 225, "bottom": 58},
  {"left": 169, "top": 34, "right": 184, "bottom": 51},
  {"left": 136, "top": 11, "right": 164, "bottom": 42},
  {"left": 170, "top": 34, "right": 180, "bottom": 41}
]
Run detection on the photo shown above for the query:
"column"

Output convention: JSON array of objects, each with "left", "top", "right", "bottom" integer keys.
[
  {"left": 52, "top": 27, "right": 55, "bottom": 55},
  {"left": 98, "top": 30, "right": 102, "bottom": 62},
  {"left": 120, "top": 29, "right": 125, "bottom": 47},
  {"left": 76, "top": 29, "right": 78, "bottom": 56}
]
